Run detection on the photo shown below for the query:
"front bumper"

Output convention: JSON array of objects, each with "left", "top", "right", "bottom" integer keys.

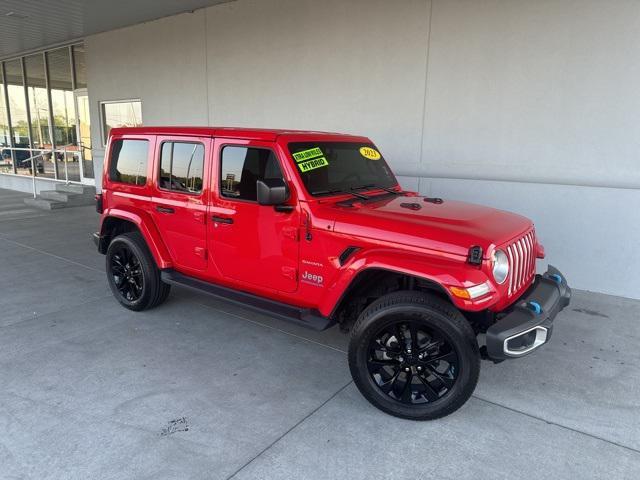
[{"left": 485, "top": 265, "right": 571, "bottom": 360}]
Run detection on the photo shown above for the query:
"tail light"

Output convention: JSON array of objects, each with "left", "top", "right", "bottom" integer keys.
[{"left": 95, "top": 193, "right": 103, "bottom": 214}]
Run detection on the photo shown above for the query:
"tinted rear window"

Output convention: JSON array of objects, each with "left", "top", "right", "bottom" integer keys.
[
  {"left": 109, "top": 139, "right": 148, "bottom": 186},
  {"left": 159, "top": 142, "right": 205, "bottom": 194}
]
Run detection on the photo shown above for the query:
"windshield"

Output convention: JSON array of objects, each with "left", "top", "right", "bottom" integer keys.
[{"left": 288, "top": 142, "right": 397, "bottom": 196}]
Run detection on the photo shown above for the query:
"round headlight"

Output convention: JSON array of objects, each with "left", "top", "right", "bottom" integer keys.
[{"left": 492, "top": 249, "right": 509, "bottom": 284}]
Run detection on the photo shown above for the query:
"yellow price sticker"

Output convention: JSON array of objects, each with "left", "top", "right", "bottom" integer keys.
[{"left": 359, "top": 146, "right": 381, "bottom": 160}]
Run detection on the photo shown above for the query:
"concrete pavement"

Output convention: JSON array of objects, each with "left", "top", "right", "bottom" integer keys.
[{"left": 0, "top": 188, "right": 638, "bottom": 479}]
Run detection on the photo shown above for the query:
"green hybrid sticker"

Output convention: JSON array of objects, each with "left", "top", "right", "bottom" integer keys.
[
  {"left": 293, "top": 147, "right": 324, "bottom": 162},
  {"left": 293, "top": 147, "right": 329, "bottom": 173},
  {"left": 298, "top": 156, "right": 329, "bottom": 172}
]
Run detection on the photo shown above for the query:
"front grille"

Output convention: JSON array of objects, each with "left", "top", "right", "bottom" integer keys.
[{"left": 505, "top": 230, "right": 536, "bottom": 296}]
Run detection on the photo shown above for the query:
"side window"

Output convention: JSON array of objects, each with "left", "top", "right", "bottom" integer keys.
[
  {"left": 159, "top": 142, "right": 204, "bottom": 194},
  {"left": 109, "top": 139, "right": 148, "bottom": 186},
  {"left": 220, "top": 146, "right": 283, "bottom": 201}
]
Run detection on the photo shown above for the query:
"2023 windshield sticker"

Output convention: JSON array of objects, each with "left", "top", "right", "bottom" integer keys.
[{"left": 293, "top": 147, "right": 329, "bottom": 172}]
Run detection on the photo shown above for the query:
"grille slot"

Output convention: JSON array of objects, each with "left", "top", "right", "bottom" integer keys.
[{"left": 506, "top": 230, "right": 536, "bottom": 296}]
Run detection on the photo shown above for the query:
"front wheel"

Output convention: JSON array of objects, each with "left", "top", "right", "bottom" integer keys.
[{"left": 348, "top": 291, "right": 480, "bottom": 420}]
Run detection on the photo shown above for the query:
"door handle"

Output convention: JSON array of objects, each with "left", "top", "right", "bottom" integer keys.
[
  {"left": 156, "top": 206, "right": 175, "bottom": 214},
  {"left": 212, "top": 216, "right": 233, "bottom": 224}
]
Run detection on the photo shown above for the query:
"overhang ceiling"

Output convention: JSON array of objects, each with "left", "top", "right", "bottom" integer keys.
[{"left": 0, "top": 0, "right": 233, "bottom": 59}]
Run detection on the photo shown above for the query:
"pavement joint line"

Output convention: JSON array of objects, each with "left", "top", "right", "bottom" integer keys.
[
  {"left": 2, "top": 389, "right": 221, "bottom": 453},
  {"left": 225, "top": 381, "right": 354, "bottom": 480},
  {"left": 0, "top": 214, "right": 47, "bottom": 223},
  {"left": 473, "top": 395, "right": 640, "bottom": 456},
  {"left": 0, "top": 236, "right": 102, "bottom": 273},
  {"left": 0, "top": 223, "right": 635, "bottom": 457},
  {"left": 198, "top": 300, "right": 640, "bottom": 455},
  {"left": 0, "top": 294, "right": 113, "bottom": 330}
]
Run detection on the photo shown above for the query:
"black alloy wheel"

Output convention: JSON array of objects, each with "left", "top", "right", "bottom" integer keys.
[
  {"left": 110, "top": 244, "right": 144, "bottom": 302},
  {"left": 367, "top": 321, "right": 459, "bottom": 405},
  {"left": 349, "top": 291, "right": 480, "bottom": 420},
  {"left": 105, "top": 231, "right": 171, "bottom": 311}
]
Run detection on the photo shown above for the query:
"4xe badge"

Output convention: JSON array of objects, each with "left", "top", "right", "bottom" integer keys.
[{"left": 301, "top": 270, "right": 324, "bottom": 287}]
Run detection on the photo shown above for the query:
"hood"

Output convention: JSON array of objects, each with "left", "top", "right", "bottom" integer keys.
[{"left": 325, "top": 194, "right": 533, "bottom": 258}]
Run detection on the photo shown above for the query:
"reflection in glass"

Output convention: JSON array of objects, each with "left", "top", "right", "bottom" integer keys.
[
  {"left": 0, "top": 77, "right": 12, "bottom": 172},
  {"left": 73, "top": 44, "right": 87, "bottom": 89},
  {"left": 109, "top": 139, "right": 148, "bottom": 186},
  {"left": 4, "top": 59, "right": 32, "bottom": 176},
  {"left": 24, "top": 54, "right": 51, "bottom": 149},
  {"left": 48, "top": 47, "right": 81, "bottom": 181},
  {"left": 220, "top": 147, "right": 282, "bottom": 201},
  {"left": 0, "top": 42, "right": 93, "bottom": 181},
  {"left": 102, "top": 101, "right": 142, "bottom": 142},
  {"left": 160, "top": 142, "right": 204, "bottom": 193},
  {"left": 48, "top": 48, "right": 76, "bottom": 145},
  {"left": 76, "top": 94, "right": 93, "bottom": 178},
  {"left": 25, "top": 54, "right": 54, "bottom": 178}
]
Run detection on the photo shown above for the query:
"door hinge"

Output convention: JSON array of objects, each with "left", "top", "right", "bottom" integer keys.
[
  {"left": 281, "top": 266, "right": 297, "bottom": 280},
  {"left": 194, "top": 247, "right": 207, "bottom": 259}
]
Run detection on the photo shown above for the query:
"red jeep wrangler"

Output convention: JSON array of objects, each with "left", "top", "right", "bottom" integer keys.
[{"left": 94, "top": 127, "right": 571, "bottom": 420}]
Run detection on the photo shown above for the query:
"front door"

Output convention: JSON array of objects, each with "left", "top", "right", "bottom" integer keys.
[
  {"left": 151, "top": 136, "right": 210, "bottom": 272},
  {"left": 209, "top": 139, "right": 299, "bottom": 293}
]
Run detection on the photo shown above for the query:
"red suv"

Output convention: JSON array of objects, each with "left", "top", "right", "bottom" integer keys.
[{"left": 94, "top": 127, "right": 571, "bottom": 420}]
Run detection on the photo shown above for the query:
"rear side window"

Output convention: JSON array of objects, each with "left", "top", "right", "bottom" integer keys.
[
  {"left": 220, "top": 146, "right": 283, "bottom": 201},
  {"left": 159, "top": 142, "right": 205, "bottom": 194},
  {"left": 109, "top": 139, "right": 148, "bottom": 186}
]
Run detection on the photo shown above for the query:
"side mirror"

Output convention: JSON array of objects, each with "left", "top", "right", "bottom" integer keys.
[{"left": 257, "top": 178, "right": 290, "bottom": 206}]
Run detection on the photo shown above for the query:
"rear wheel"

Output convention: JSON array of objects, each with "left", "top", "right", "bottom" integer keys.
[
  {"left": 348, "top": 291, "right": 480, "bottom": 420},
  {"left": 106, "top": 231, "right": 170, "bottom": 311}
]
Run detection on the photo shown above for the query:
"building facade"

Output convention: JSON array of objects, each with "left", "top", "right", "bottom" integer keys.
[{"left": 1, "top": 0, "right": 638, "bottom": 299}]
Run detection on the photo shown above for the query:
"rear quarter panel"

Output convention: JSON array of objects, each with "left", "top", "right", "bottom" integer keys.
[{"left": 101, "top": 133, "right": 173, "bottom": 269}]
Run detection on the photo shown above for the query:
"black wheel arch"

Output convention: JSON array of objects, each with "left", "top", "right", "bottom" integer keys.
[
  {"left": 97, "top": 216, "right": 140, "bottom": 254},
  {"left": 330, "top": 268, "right": 454, "bottom": 331}
]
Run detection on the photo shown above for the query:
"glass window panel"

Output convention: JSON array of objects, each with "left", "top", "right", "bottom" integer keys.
[
  {"left": 0, "top": 77, "right": 12, "bottom": 172},
  {"left": 109, "top": 139, "right": 148, "bottom": 186},
  {"left": 24, "top": 54, "right": 52, "bottom": 147},
  {"left": 48, "top": 48, "right": 77, "bottom": 147},
  {"left": 5, "top": 59, "right": 31, "bottom": 175},
  {"left": 159, "top": 142, "right": 204, "bottom": 194},
  {"left": 220, "top": 147, "right": 283, "bottom": 201},
  {"left": 101, "top": 100, "right": 142, "bottom": 143},
  {"left": 72, "top": 44, "right": 86, "bottom": 89},
  {"left": 0, "top": 81, "right": 9, "bottom": 147}
]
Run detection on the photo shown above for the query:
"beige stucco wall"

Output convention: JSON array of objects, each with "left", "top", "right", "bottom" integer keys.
[{"left": 84, "top": 0, "right": 640, "bottom": 298}]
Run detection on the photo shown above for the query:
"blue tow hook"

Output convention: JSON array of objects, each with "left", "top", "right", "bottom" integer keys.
[
  {"left": 527, "top": 301, "right": 542, "bottom": 315},
  {"left": 549, "top": 273, "right": 563, "bottom": 284}
]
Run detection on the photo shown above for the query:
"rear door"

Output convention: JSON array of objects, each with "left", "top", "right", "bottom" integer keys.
[
  {"left": 151, "top": 136, "right": 211, "bottom": 272},
  {"left": 209, "top": 138, "right": 300, "bottom": 293}
]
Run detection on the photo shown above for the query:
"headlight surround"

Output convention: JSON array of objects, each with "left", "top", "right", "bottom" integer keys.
[{"left": 492, "top": 249, "right": 509, "bottom": 284}]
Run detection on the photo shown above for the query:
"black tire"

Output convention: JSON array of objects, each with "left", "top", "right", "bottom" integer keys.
[
  {"left": 106, "top": 231, "right": 171, "bottom": 311},
  {"left": 348, "top": 290, "right": 480, "bottom": 420}
]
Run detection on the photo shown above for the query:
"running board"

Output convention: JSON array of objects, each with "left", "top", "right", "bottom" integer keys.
[{"left": 160, "top": 269, "right": 335, "bottom": 331}]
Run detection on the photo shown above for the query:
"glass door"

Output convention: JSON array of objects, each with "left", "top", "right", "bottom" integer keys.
[{"left": 74, "top": 90, "right": 94, "bottom": 184}]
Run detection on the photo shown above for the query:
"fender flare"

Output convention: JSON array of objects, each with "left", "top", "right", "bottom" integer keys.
[
  {"left": 318, "top": 248, "right": 495, "bottom": 317},
  {"left": 99, "top": 208, "right": 173, "bottom": 269}
]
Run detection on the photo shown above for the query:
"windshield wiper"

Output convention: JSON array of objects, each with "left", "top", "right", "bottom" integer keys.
[
  {"left": 311, "top": 188, "right": 369, "bottom": 200},
  {"left": 351, "top": 184, "right": 402, "bottom": 195}
]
